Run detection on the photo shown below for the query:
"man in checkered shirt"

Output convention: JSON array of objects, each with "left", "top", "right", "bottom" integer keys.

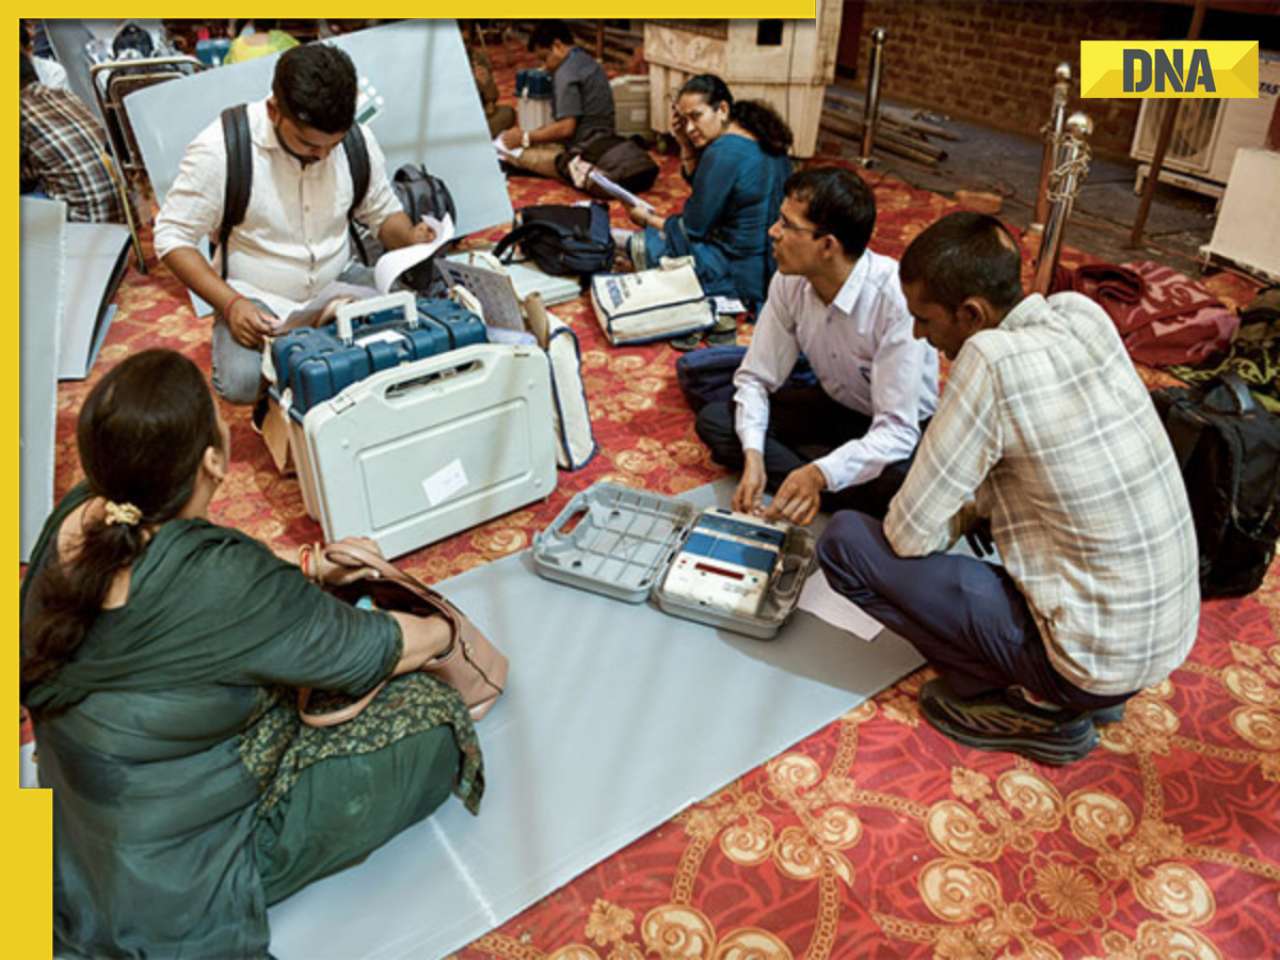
[
  {"left": 817, "top": 212, "right": 1199, "bottom": 765},
  {"left": 20, "top": 53, "right": 124, "bottom": 224}
]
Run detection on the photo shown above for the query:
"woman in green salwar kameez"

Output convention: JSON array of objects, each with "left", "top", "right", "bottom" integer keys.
[{"left": 21, "top": 350, "right": 485, "bottom": 959}]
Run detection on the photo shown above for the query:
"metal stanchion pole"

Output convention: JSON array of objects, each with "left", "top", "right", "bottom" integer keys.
[
  {"left": 1030, "top": 63, "right": 1072, "bottom": 236},
  {"left": 858, "top": 28, "right": 887, "bottom": 168},
  {"left": 1032, "top": 112, "right": 1093, "bottom": 296}
]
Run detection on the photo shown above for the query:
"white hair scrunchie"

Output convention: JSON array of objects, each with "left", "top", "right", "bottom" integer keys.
[{"left": 103, "top": 500, "right": 142, "bottom": 527}]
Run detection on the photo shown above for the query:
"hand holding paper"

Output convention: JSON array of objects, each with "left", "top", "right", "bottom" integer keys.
[
  {"left": 587, "top": 169, "right": 655, "bottom": 214},
  {"left": 494, "top": 133, "right": 523, "bottom": 159},
  {"left": 374, "top": 213, "right": 455, "bottom": 294}
]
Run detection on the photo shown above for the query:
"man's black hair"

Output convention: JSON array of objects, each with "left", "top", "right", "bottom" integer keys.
[
  {"left": 20, "top": 52, "right": 38, "bottom": 89},
  {"left": 272, "top": 43, "right": 356, "bottom": 135},
  {"left": 899, "top": 212, "right": 1024, "bottom": 313},
  {"left": 527, "top": 20, "right": 574, "bottom": 52},
  {"left": 783, "top": 166, "right": 876, "bottom": 260}
]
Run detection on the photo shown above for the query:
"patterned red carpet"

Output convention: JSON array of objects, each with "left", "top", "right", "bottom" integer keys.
[{"left": 32, "top": 38, "right": 1279, "bottom": 959}]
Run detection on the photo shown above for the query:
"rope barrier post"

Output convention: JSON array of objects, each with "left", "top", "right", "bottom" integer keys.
[
  {"left": 1032, "top": 111, "right": 1093, "bottom": 295},
  {"left": 858, "top": 28, "right": 887, "bottom": 168},
  {"left": 1029, "top": 63, "right": 1072, "bottom": 237}
]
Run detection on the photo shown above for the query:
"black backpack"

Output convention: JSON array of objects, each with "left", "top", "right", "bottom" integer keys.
[
  {"left": 556, "top": 133, "right": 660, "bottom": 197},
  {"left": 493, "top": 203, "right": 615, "bottom": 280},
  {"left": 389, "top": 164, "right": 456, "bottom": 293},
  {"left": 1152, "top": 372, "right": 1280, "bottom": 598},
  {"left": 216, "top": 103, "right": 370, "bottom": 281},
  {"left": 348, "top": 163, "right": 458, "bottom": 295}
]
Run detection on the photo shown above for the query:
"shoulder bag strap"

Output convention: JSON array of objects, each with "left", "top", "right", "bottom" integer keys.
[
  {"left": 343, "top": 123, "right": 372, "bottom": 263},
  {"left": 492, "top": 220, "right": 572, "bottom": 263},
  {"left": 217, "top": 104, "right": 253, "bottom": 283}
]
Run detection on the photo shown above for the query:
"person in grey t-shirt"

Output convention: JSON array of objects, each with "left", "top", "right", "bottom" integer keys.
[{"left": 499, "top": 19, "right": 615, "bottom": 181}]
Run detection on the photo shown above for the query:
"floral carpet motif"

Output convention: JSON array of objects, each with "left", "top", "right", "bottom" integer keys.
[{"left": 34, "top": 38, "right": 1276, "bottom": 959}]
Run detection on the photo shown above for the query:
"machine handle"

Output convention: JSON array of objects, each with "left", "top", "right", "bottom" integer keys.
[{"left": 335, "top": 290, "right": 417, "bottom": 344}]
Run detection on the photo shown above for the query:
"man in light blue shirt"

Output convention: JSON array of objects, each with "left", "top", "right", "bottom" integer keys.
[{"left": 696, "top": 167, "right": 939, "bottom": 524}]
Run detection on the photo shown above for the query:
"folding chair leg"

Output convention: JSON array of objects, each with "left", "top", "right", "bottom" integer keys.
[{"left": 102, "top": 150, "right": 147, "bottom": 275}]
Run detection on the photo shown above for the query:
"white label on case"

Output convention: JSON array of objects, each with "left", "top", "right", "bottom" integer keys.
[{"left": 422, "top": 459, "right": 469, "bottom": 507}]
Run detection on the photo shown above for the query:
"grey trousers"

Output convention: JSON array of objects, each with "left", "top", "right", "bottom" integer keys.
[{"left": 212, "top": 262, "right": 378, "bottom": 405}]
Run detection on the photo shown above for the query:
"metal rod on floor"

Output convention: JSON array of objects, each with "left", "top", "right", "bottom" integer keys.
[
  {"left": 858, "top": 27, "right": 887, "bottom": 167},
  {"left": 1129, "top": 0, "right": 1208, "bottom": 248},
  {"left": 1031, "top": 63, "right": 1072, "bottom": 234},
  {"left": 1033, "top": 112, "right": 1093, "bottom": 296}
]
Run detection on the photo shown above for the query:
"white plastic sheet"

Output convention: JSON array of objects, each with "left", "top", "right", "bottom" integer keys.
[{"left": 268, "top": 481, "right": 923, "bottom": 959}]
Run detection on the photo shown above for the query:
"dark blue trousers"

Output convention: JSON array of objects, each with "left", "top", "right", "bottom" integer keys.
[
  {"left": 816, "top": 511, "right": 1133, "bottom": 712},
  {"left": 695, "top": 388, "right": 920, "bottom": 521}
]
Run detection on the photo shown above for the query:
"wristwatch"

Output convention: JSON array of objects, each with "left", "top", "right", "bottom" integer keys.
[{"left": 521, "top": 130, "right": 531, "bottom": 149}]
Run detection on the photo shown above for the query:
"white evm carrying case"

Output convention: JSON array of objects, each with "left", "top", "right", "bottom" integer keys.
[{"left": 296, "top": 343, "right": 557, "bottom": 558}]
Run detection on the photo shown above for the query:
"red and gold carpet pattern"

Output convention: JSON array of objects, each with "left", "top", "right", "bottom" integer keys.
[{"left": 33, "top": 39, "right": 1278, "bottom": 959}]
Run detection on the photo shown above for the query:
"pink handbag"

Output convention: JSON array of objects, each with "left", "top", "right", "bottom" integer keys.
[{"left": 298, "top": 542, "right": 509, "bottom": 727}]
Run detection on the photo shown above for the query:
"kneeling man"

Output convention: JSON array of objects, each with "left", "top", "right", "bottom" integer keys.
[
  {"left": 696, "top": 166, "right": 939, "bottom": 524},
  {"left": 817, "top": 212, "right": 1200, "bottom": 765}
]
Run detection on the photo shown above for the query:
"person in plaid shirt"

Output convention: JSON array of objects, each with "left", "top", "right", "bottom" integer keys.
[
  {"left": 20, "top": 53, "right": 124, "bottom": 224},
  {"left": 816, "top": 212, "right": 1199, "bottom": 766}
]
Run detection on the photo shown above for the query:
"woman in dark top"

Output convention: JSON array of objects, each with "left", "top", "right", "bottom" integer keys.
[
  {"left": 21, "top": 350, "right": 484, "bottom": 958},
  {"left": 618, "top": 74, "right": 793, "bottom": 344}
]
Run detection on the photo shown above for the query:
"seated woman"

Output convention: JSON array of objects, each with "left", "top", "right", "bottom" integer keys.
[
  {"left": 619, "top": 74, "right": 793, "bottom": 345},
  {"left": 21, "top": 350, "right": 484, "bottom": 959}
]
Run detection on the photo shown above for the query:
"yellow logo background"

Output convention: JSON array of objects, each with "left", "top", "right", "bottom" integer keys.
[{"left": 1080, "top": 41, "right": 1258, "bottom": 98}]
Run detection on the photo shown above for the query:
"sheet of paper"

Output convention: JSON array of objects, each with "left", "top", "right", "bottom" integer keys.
[
  {"left": 587, "top": 169, "right": 654, "bottom": 213},
  {"left": 796, "top": 571, "right": 884, "bottom": 641},
  {"left": 373, "top": 213, "right": 455, "bottom": 294},
  {"left": 713, "top": 296, "right": 747, "bottom": 315},
  {"left": 493, "top": 133, "right": 523, "bottom": 159},
  {"left": 276, "top": 281, "right": 381, "bottom": 332},
  {"left": 422, "top": 458, "right": 469, "bottom": 507},
  {"left": 354, "top": 329, "right": 408, "bottom": 348}
]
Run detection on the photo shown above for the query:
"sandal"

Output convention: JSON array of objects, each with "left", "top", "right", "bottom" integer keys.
[
  {"left": 706, "top": 315, "right": 739, "bottom": 345},
  {"left": 669, "top": 331, "right": 706, "bottom": 352}
]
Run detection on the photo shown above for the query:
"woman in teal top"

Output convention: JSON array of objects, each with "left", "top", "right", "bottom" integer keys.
[
  {"left": 21, "top": 350, "right": 484, "bottom": 959},
  {"left": 622, "top": 74, "right": 793, "bottom": 321}
]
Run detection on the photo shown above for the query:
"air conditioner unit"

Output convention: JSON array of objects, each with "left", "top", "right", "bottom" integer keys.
[{"left": 1130, "top": 50, "right": 1280, "bottom": 199}]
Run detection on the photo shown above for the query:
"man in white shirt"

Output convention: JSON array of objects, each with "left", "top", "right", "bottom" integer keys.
[
  {"left": 816, "top": 212, "right": 1199, "bottom": 765},
  {"left": 695, "top": 166, "right": 939, "bottom": 524},
  {"left": 154, "top": 43, "right": 435, "bottom": 405}
]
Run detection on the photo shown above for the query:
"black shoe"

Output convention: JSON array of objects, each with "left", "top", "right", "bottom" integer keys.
[{"left": 918, "top": 679, "right": 1099, "bottom": 766}]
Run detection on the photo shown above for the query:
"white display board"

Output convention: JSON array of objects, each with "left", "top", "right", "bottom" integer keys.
[
  {"left": 60, "top": 222, "right": 131, "bottom": 380},
  {"left": 20, "top": 198, "right": 66, "bottom": 562},
  {"left": 1203, "top": 148, "right": 1280, "bottom": 283},
  {"left": 125, "top": 20, "right": 512, "bottom": 238}
]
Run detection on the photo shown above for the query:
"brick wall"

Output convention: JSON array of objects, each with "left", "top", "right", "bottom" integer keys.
[{"left": 848, "top": 0, "right": 1181, "bottom": 157}]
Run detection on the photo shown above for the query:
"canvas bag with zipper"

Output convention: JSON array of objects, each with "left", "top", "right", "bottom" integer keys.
[{"left": 590, "top": 256, "right": 716, "bottom": 345}]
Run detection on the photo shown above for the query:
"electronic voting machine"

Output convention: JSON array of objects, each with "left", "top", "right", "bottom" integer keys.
[{"left": 531, "top": 482, "right": 817, "bottom": 639}]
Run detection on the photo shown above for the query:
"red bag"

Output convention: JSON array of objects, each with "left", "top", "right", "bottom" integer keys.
[{"left": 1063, "top": 261, "right": 1238, "bottom": 368}]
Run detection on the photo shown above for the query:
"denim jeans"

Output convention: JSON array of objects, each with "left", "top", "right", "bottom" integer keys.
[{"left": 816, "top": 510, "right": 1134, "bottom": 712}]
